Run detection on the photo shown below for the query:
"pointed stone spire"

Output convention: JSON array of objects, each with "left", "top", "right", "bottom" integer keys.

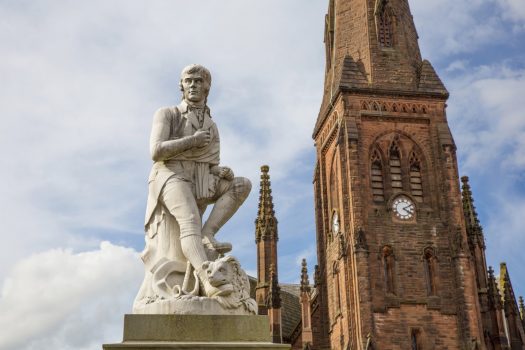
[
  {"left": 299, "top": 259, "right": 313, "bottom": 348},
  {"left": 487, "top": 266, "right": 510, "bottom": 347},
  {"left": 255, "top": 165, "right": 278, "bottom": 242},
  {"left": 499, "top": 263, "right": 524, "bottom": 346},
  {"left": 300, "top": 259, "right": 311, "bottom": 293},
  {"left": 267, "top": 264, "right": 281, "bottom": 309},
  {"left": 461, "top": 176, "right": 483, "bottom": 238},
  {"left": 255, "top": 165, "right": 279, "bottom": 316},
  {"left": 487, "top": 266, "right": 503, "bottom": 310},
  {"left": 500, "top": 263, "right": 518, "bottom": 315}
]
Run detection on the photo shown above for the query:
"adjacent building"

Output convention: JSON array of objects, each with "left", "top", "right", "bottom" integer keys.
[{"left": 255, "top": 0, "right": 525, "bottom": 349}]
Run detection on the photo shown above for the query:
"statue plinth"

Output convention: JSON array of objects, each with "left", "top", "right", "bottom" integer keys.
[{"left": 102, "top": 314, "right": 290, "bottom": 349}]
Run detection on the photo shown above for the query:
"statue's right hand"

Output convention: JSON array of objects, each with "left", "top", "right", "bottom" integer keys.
[{"left": 193, "top": 129, "right": 211, "bottom": 148}]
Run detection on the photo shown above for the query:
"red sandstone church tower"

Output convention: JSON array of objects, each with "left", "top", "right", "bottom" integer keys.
[{"left": 312, "top": 0, "right": 489, "bottom": 348}]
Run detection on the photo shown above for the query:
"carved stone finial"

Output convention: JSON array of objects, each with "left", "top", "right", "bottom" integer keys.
[
  {"left": 461, "top": 175, "right": 484, "bottom": 244},
  {"left": 300, "top": 259, "right": 311, "bottom": 293},
  {"left": 499, "top": 263, "right": 518, "bottom": 314},
  {"left": 267, "top": 263, "right": 281, "bottom": 309},
  {"left": 499, "top": 263, "right": 516, "bottom": 313},
  {"left": 255, "top": 165, "right": 278, "bottom": 242},
  {"left": 487, "top": 266, "right": 503, "bottom": 309}
]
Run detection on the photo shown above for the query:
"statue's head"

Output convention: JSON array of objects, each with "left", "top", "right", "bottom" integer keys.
[{"left": 179, "top": 64, "right": 212, "bottom": 105}]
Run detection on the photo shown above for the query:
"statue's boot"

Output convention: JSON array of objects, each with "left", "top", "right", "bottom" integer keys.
[
  {"left": 201, "top": 179, "right": 251, "bottom": 253},
  {"left": 201, "top": 196, "right": 237, "bottom": 254},
  {"left": 181, "top": 234, "right": 224, "bottom": 297}
]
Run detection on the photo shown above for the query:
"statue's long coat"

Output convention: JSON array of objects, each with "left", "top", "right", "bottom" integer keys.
[{"left": 145, "top": 101, "right": 220, "bottom": 232}]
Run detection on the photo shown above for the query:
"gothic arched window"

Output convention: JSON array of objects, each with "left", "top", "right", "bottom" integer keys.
[
  {"left": 409, "top": 153, "right": 423, "bottom": 202},
  {"left": 382, "top": 246, "right": 396, "bottom": 295},
  {"left": 423, "top": 248, "right": 438, "bottom": 296},
  {"left": 330, "top": 155, "right": 340, "bottom": 211},
  {"left": 371, "top": 150, "right": 385, "bottom": 202},
  {"left": 389, "top": 142, "right": 402, "bottom": 193}
]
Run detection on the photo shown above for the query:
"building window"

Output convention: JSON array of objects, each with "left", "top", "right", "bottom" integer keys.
[
  {"left": 371, "top": 150, "right": 385, "bottom": 202},
  {"left": 330, "top": 154, "right": 340, "bottom": 211},
  {"left": 423, "top": 248, "right": 438, "bottom": 296},
  {"left": 409, "top": 153, "right": 423, "bottom": 202},
  {"left": 382, "top": 246, "right": 396, "bottom": 295},
  {"left": 389, "top": 142, "right": 402, "bottom": 193},
  {"left": 411, "top": 329, "right": 422, "bottom": 350},
  {"left": 378, "top": 10, "right": 393, "bottom": 48}
]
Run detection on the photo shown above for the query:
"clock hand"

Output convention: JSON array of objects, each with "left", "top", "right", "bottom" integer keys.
[{"left": 403, "top": 205, "right": 414, "bottom": 213}]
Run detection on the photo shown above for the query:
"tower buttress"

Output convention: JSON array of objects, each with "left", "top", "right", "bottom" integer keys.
[
  {"left": 487, "top": 266, "right": 508, "bottom": 348},
  {"left": 300, "top": 259, "right": 313, "bottom": 348},
  {"left": 461, "top": 176, "right": 486, "bottom": 249},
  {"left": 267, "top": 264, "right": 282, "bottom": 343},
  {"left": 461, "top": 176, "right": 491, "bottom": 332},
  {"left": 499, "top": 263, "right": 525, "bottom": 349},
  {"left": 255, "top": 165, "right": 278, "bottom": 316}
]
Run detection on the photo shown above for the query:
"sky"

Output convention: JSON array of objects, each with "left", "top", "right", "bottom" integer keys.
[{"left": 0, "top": 0, "right": 524, "bottom": 349}]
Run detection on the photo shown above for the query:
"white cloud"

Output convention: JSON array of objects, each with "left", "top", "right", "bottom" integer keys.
[
  {"left": 445, "top": 64, "right": 525, "bottom": 172},
  {"left": 0, "top": 242, "right": 142, "bottom": 350},
  {"left": 446, "top": 59, "right": 470, "bottom": 73},
  {"left": 497, "top": 0, "right": 525, "bottom": 21},
  {"left": 411, "top": 0, "right": 506, "bottom": 60}
]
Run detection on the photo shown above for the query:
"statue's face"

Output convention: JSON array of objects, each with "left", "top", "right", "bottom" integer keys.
[{"left": 181, "top": 72, "right": 209, "bottom": 104}]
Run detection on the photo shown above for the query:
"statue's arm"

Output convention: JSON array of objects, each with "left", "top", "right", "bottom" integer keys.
[
  {"left": 209, "top": 126, "right": 233, "bottom": 180},
  {"left": 149, "top": 108, "right": 196, "bottom": 162}
]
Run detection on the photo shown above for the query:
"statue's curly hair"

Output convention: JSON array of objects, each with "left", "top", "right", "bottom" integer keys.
[{"left": 179, "top": 64, "right": 212, "bottom": 92}]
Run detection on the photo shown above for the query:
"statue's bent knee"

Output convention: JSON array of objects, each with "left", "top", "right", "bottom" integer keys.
[{"left": 231, "top": 177, "right": 252, "bottom": 201}]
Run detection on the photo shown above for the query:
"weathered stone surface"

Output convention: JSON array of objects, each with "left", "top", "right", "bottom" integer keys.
[
  {"left": 133, "top": 297, "right": 255, "bottom": 316},
  {"left": 103, "top": 315, "right": 290, "bottom": 350},
  {"left": 104, "top": 342, "right": 290, "bottom": 349}
]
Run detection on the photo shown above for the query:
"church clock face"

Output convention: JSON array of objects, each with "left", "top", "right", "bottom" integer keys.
[
  {"left": 392, "top": 196, "right": 415, "bottom": 220},
  {"left": 332, "top": 211, "right": 340, "bottom": 234}
]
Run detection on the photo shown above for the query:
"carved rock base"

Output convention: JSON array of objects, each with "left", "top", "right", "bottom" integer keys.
[
  {"left": 102, "top": 314, "right": 290, "bottom": 349},
  {"left": 133, "top": 296, "right": 253, "bottom": 315}
]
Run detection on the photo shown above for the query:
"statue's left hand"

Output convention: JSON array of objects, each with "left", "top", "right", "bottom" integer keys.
[{"left": 218, "top": 167, "right": 234, "bottom": 181}]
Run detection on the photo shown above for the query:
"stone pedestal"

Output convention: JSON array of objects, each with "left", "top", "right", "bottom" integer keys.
[{"left": 103, "top": 314, "right": 291, "bottom": 350}]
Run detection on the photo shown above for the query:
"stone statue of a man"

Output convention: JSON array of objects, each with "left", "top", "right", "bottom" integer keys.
[{"left": 134, "top": 65, "right": 253, "bottom": 313}]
